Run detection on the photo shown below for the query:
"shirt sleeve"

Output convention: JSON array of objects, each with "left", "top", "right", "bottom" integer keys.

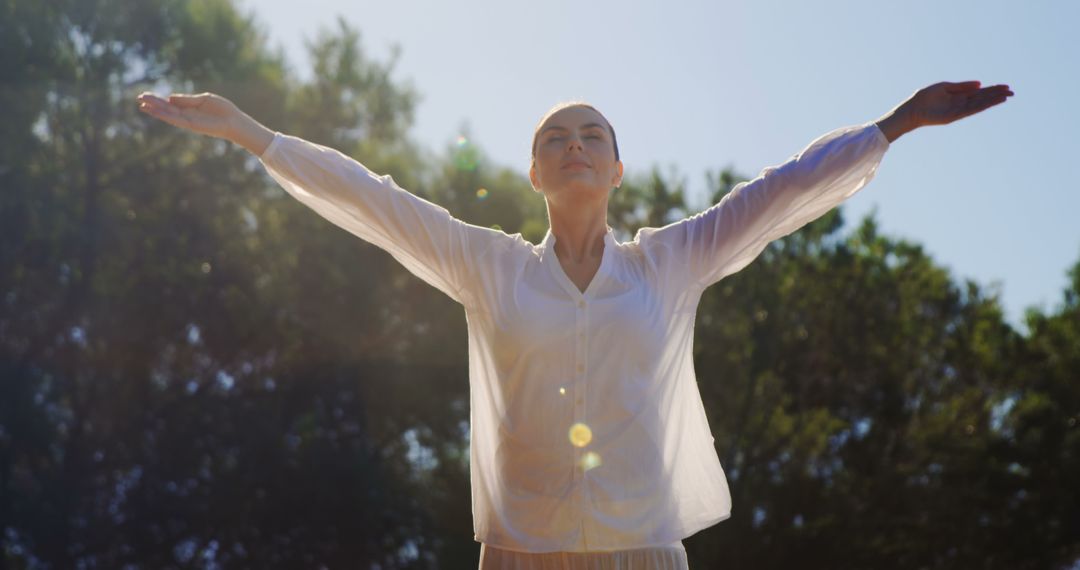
[
  {"left": 634, "top": 121, "right": 890, "bottom": 292},
  {"left": 258, "top": 132, "right": 502, "bottom": 308}
]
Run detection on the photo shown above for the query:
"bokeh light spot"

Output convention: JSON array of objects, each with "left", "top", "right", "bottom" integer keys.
[
  {"left": 559, "top": 386, "right": 566, "bottom": 395},
  {"left": 580, "top": 451, "right": 602, "bottom": 471},
  {"left": 476, "top": 188, "right": 489, "bottom": 200},
  {"left": 568, "top": 423, "right": 592, "bottom": 447},
  {"left": 453, "top": 135, "right": 479, "bottom": 171}
]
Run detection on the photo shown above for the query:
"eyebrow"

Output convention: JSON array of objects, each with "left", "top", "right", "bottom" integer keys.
[{"left": 539, "top": 122, "right": 607, "bottom": 137}]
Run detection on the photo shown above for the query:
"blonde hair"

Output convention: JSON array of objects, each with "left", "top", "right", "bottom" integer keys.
[{"left": 530, "top": 101, "right": 620, "bottom": 167}]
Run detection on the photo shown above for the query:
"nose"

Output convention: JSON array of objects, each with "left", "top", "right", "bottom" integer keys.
[{"left": 565, "top": 133, "right": 584, "bottom": 152}]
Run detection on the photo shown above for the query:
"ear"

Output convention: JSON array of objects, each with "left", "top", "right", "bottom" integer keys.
[
  {"left": 612, "top": 160, "right": 624, "bottom": 188},
  {"left": 529, "top": 162, "right": 542, "bottom": 193}
]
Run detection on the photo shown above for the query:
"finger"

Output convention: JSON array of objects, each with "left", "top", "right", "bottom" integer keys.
[
  {"left": 984, "top": 85, "right": 1014, "bottom": 97},
  {"left": 139, "top": 100, "right": 190, "bottom": 128},
  {"left": 138, "top": 102, "right": 185, "bottom": 127},
  {"left": 962, "top": 93, "right": 1009, "bottom": 116},
  {"left": 168, "top": 93, "right": 206, "bottom": 108},
  {"left": 137, "top": 92, "right": 169, "bottom": 105},
  {"left": 139, "top": 97, "right": 179, "bottom": 117},
  {"left": 984, "top": 94, "right": 1011, "bottom": 108},
  {"left": 975, "top": 88, "right": 1013, "bottom": 104},
  {"left": 944, "top": 81, "right": 982, "bottom": 94},
  {"left": 138, "top": 97, "right": 170, "bottom": 115},
  {"left": 146, "top": 108, "right": 195, "bottom": 132},
  {"left": 960, "top": 87, "right": 1012, "bottom": 111}
]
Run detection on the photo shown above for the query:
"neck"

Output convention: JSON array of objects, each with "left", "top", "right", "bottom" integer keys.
[{"left": 548, "top": 205, "right": 609, "bottom": 263}]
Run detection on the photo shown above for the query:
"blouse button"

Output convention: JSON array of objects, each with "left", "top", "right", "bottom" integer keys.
[
  {"left": 578, "top": 300, "right": 586, "bottom": 308},
  {"left": 577, "top": 364, "right": 584, "bottom": 373}
]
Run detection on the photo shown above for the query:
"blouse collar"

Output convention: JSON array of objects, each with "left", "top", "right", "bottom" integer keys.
[
  {"left": 540, "top": 225, "right": 617, "bottom": 299},
  {"left": 540, "top": 224, "right": 616, "bottom": 252}
]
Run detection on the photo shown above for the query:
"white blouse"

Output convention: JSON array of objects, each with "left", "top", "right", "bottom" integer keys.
[{"left": 257, "top": 121, "right": 890, "bottom": 554}]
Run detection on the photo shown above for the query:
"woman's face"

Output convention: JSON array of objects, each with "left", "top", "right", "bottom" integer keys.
[{"left": 529, "top": 106, "right": 623, "bottom": 202}]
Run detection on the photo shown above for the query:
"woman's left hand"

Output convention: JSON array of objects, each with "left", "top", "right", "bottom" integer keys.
[{"left": 903, "top": 81, "right": 1014, "bottom": 128}]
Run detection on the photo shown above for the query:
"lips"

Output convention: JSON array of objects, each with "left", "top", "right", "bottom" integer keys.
[{"left": 562, "top": 160, "right": 591, "bottom": 169}]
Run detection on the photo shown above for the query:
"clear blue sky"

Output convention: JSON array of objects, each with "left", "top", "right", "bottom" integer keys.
[{"left": 239, "top": 0, "right": 1078, "bottom": 334}]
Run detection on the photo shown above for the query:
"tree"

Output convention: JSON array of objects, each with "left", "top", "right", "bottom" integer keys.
[{"left": 2, "top": 1, "right": 1077, "bottom": 567}]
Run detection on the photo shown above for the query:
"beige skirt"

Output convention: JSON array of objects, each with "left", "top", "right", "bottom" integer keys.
[{"left": 478, "top": 540, "right": 688, "bottom": 570}]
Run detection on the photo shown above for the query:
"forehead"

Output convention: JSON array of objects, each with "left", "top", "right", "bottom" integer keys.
[{"left": 538, "top": 106, "right": 610, "bottom": 132}]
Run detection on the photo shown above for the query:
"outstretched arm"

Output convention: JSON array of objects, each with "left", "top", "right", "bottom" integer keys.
[
  {"left": 637, "top": 80, "right": 1014, "bottom": 293},
  {"left": 872, "top": 80, "right": 1014, "bottom": 143},
  {"left": 135, "top": 91, "right": 508, "bottom": 309},
  {"left": 137, "top": 91, "right": 274, "bottom": 155}
]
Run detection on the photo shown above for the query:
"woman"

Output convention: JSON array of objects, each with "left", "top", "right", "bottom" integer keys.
[{"left": 137, "top": 80, "right": 1012, "bottom": 569}]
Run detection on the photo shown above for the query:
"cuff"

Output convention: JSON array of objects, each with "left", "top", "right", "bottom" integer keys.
[
  {"left": 258, "top": 131, "right": 285, "bottom": 160},
  {"left": 868, "top": 121, "right": 890, "bottom": 148}
]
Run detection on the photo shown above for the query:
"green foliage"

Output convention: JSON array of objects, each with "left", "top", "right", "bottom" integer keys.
[{"left": 1, "top": 1, "right": 1078, "bottom": 568}]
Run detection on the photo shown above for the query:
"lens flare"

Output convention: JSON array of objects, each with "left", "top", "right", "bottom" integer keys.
[
  {"left": 580, "top": 451, "right": 602, "bottom": 471},
  {"left": 568, "top": 423, "right": 592, "bottom": 447},
  {"left": 453, "top": 135, "right": 479, "bottom": 171}
]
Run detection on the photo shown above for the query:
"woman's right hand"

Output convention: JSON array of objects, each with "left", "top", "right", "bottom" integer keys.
[
  {"left": 136, "top": 91, "right": 274, "bottom": 155},
  {"left": 136, "top": 91, "right": 241, "bottom": 138}
]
